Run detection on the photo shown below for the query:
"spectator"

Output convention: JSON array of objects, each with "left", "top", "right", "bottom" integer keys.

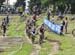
[
  {"left": 47, "top": 10, "right": 51, "bottom": 20},
  {"left": 1, "top": 18, "right": 7, "bottom": 36},
  {"left": 6, "top": 15, "right": 9, "bottom": 25},
  {"left": 60, "top": 19, "right": 65, "bottom": 34},
  {"left": 64, "top": 17, "right": 68, "bottom": 34},
  {"left": 58, "top": 12, "right": 64, "bottom": 20}
]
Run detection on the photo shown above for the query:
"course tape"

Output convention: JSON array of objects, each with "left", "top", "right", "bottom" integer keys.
[{"left": 44, "top": 19, "right": 61, "bottom": 34}]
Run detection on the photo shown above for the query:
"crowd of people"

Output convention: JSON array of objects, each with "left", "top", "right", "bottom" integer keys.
[
  {"left": 25, "top": 14, "right": 45, "bottom": 44},
  {"left": 0, "top": 6, "right": 70, "bottom": 44},
  {"left": 0, "top": 6, "right": 16, "bottom": 14},
  {"left": 0, "top": 10, "right": 69, "bottom": 44},
  {"left": 24, "top": 8, "right": 69, "bottom": 44}
]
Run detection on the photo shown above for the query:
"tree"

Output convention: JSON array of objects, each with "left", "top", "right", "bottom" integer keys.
[
  {"left": 28, "top": 0, "right": 75, "bottom": 14},
  {"left": 70, "top": 0, "right": 75, "bottom": 14},
  {"left": 41, "top": 0, "right": 49, "bottom": 9},
  {"left": 15, "top": 0, "right": 25, "bottom": 6},
  {"left": 15, "top": 0, "right": 26, "bottom": 11},
  {"left": 0, "top": 0, "right": 5, "bottom": 6},
  {"left": 29, "top": 0, "right": 41, "bottom": 14}
]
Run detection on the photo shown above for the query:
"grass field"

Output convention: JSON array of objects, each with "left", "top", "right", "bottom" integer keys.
[
  {"left": 0, "top": 16, "right": 33, "bottom": 55},
  {"left": 0, "top": 14, "right": 75, "bottom": 55}
]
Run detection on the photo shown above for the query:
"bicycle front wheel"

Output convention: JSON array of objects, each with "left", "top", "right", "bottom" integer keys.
[{"left": 72, "top": 29, "right": 75, "bottom": 37}]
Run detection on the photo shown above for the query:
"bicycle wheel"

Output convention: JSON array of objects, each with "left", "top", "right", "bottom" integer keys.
[{"left": 72, "top": 29, "right": 75, "bottom": 37}]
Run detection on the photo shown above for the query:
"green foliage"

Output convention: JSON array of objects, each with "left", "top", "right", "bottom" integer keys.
[
  {"left": 39, "top": 42, "right": 52, "bottom": 55},
  {"left": 41, "top": 0, "right": 50, "bottom": 8},
  {"left": 0, "top": 0, "right": 5, "bottom": 8},
  {"left": 15, "top": 0, "right": 25, "bottom": 6},
  {"left": 15, "top": 0, "right": 26, "bottom": 11},
  {"left": 29, "top": 0, "right": 41, "bottom": 14},
  {"left": 28, "top": 0, "right": 75, "bottom": 13}
]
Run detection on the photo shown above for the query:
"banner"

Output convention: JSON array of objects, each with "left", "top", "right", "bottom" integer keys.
[{"left": 44, "top": 19, "right": 61, "bottom": 34}]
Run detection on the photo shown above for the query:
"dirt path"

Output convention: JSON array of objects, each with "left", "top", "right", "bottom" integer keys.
[
  {"left": 48, "top": 42, "right": 60, "bottom": 55},
  {"left": 45, "top": 39, "right": 60, "bottom": 55},
  {"left": 26, "top": 35, "right": 60, "bottom": 55},
  {"left": 30, "top": 44, "right": 41, "bottom": 55},
  {"left": 0, "top": 37, "right": 23, "bottom": 55},
  {"left": 25, "top": 31, "right": 60, "bottom": 55},
  {"left": 8, "top": 42, "right": 23, "bottom": 55},
  {"left": 25, "top": 35, "right": 41, "bottom": 55}
]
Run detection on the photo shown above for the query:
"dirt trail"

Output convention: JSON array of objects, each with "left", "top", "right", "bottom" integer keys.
[
  {"left": 25, "top": 32, "right": 60, "bottom": 55},
  {"left": 0, "top": 37, "right": 23, "bottom": 54},
  {"left": 30, "top": 44, "right": 41, "bottom": 55},
  {"left": 48, "top": 42, "right": 60, "bottom": 55},
  {"left": 25, "top": 35, "right": 41, "bottom": 55},
  {"left": 45, "top": 39, "right": 60, "bottom": 55}
]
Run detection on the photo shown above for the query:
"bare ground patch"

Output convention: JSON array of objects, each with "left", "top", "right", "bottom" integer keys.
[{"left": 0, "top": 37, "right": 23, "bottom": 52}]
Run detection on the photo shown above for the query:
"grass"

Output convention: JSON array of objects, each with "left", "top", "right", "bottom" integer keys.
[
  {"left": 39, "top": 42, "right": 52, "bottom": 55},
  {"left": 14, "top": 43, "right": 33, "bottom": 55},
  {"left": 0, "top": 44, "right": 20, "bottom": 55},
  {"left": 0, "top": 16, "right": 33, "bottom": 55},
  {"left": 7, "top": 16, "right": 25, "bottom": 37},
  {"left": 36, "top": 14, "right": 75, "bottom": 55},
  {"left": 0, "top": 14, "right": 75, "bottom": 55},
  {"left": 0, "top": 43, "right": 33, "bottom": 55}
]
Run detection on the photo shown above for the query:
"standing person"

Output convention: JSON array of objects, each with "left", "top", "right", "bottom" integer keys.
[
  {"left": 39, "top": 24, "right": 45, "bottom": 44},
  {"left": 58, "top": 12, "right": 64, "bottom": 20},
  {"left": 47, "top": 10, "right": 51, "bottom": 20},
  {"left": 1, "top": 18, "right": 7, "bottom": 36},
  {"left": 6, "top": 15, "right": 9, "bottom": 25},
  {"left": 64, "top": 4, "right": 68, "bottom": 14},
  {"left": 60, "top": 19, "right": 65, "bottom": 34},
  {"left": 64, "top": 17, "right": 68, "bottom": 34},
  {"left": 18, "top": 7, "right": 23, "bottom": 15}
]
